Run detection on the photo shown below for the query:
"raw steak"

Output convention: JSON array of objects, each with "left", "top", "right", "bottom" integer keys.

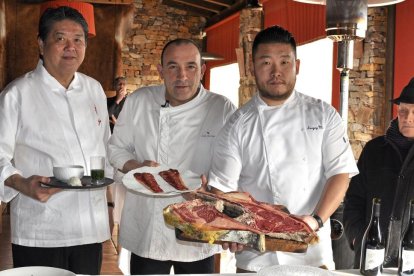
[
  {"left": 134, "top": 172, "right": 163, "bottom": 193},
  {"left": 159, "top": 169, "right": 188, "bottom": 191},
  {"left": 163, "top": 191, "right": 318, "bottom": 252}
]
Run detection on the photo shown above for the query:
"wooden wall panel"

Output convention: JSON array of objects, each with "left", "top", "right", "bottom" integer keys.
[
  {"left": 0, "top": 0, "right": 6, "bottom": 90},
  {"left": 2, "top": 1, "right": 131, "bottom": 92}
]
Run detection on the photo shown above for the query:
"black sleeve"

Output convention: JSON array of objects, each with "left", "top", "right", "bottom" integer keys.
[{"left": 343, "top": 145, "right": 369, "bottom": 252}]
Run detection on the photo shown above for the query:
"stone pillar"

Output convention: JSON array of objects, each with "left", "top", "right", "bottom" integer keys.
[
  {"left": 348, "top": 7, "right": 388, "bottom": 158},
  {"left": 238, "top": 7, "right": 263, "bottom": 107}
]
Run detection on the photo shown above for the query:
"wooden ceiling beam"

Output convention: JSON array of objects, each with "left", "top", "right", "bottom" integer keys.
[
  {"left": 204, "top": 0, "right": 232, "bottom": 8},
  {"left": 205, "top": 0, "right": 245, "bottom": 27},
  {"left": 169, "top": 0, "right": 222, "bottom": 14}
]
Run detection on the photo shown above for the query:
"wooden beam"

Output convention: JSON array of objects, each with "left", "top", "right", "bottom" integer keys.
[
  {"left": 206, "top": 0, "right": 245, "bottom": 27},
  {"left": 169, "top": 0, "right": 221, "bottom": 14},
  {"left": 204, "top": 0, "right": 232, "bottom": 8}
]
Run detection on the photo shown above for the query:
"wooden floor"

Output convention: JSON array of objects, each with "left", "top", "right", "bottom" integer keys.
[{"left": 0, "top": 205, "right": 123, "bottom": 274}]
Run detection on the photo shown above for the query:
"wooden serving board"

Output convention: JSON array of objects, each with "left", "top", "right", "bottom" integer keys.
[{"left": 175, "top": 228, "right": 308, "bottom": 253}]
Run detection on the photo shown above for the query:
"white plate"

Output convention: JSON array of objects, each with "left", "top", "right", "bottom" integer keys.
[
  {"left": 259, "top": 265, "right": 334, "bottom": 276},
  {"left": 0, "top": 266, "right": 75, "bottom": 276},
  {"left": 123, "top": 165, "right": 201, "bottom": 197}
]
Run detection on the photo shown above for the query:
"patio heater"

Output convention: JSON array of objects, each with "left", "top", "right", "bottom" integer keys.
[{"left": 294, "top": 0, "right": 405, "bottom": 125}]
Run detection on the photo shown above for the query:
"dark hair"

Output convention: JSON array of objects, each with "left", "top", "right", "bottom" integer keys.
[
  {"left": 113, "top": 76, "right": 126, "bottom": 87},
  {"left": 252, "top": 25, "right": 297, "bottom": 61},
  {"left": 38, "top": 6, "right": 88, "bottom": 43},
  {"left": 160, "top": 38, "right": 203, "bottom": 65}
]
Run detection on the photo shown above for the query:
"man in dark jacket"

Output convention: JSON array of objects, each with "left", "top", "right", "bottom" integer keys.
[{"left": 344, "top": 77, "right": 414, "bottom": 268}]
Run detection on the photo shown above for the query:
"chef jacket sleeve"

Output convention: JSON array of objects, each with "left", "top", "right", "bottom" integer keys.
[
  {"left": 107, "top": 95, "right": 138, "bottom": 170},
  {"left": 0, "top": 87, "right": 21, "bottom": 202},
  {"left": 208, "top": 113, "right": 243, "bottom": 192},
  {"left": 322, "top": 108, "right": 358, "bottom": 179}
]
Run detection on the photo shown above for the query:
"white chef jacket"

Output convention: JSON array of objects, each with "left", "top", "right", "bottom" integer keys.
[
  {"left": 108, "top": 84, "right": 236, "bottom": 261},
  {"left": 209, "top": 91, "right": 358, "bottom": 271},
  {"left": 0, "top": 60, "right": 112, "bottom": 247}
]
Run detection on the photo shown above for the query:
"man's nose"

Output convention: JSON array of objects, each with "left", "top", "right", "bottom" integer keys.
[
  {"left": 271, "top": 64, "right": 281, "bottom": 77},
  {"left": 408, "top": 112, "right": 414, "bottom": 122},
  {"left": 177, "top": 67, "right": 187, "bottom": 79},
  {"left": 64, "top": 39, "right": 76, "bottom": 50}
]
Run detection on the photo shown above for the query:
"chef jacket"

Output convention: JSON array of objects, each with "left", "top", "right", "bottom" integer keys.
[
  {"left": 0, "top": 60, "right": 112, "bottom": 247},
  {"left": 209, "top": 91, "right": 358, "bottom": 271},
  {"left": 108, "top": 84, "right": 236, "bottom": 261}
]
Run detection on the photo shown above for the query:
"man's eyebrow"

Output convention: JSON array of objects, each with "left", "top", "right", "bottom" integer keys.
[
  {"left": 53, "top": 31, "right": 84, "bottom": 37},
  {"left": 166, "top": 61, "right": 178, "bottom": 66}
]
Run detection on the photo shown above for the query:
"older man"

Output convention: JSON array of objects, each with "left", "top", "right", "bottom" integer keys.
[
  {"left": 0, "top": 6, "right": 111, "bottom": 274},
  {"left": 108, "top": 38, "right": 236, "bottom": 274},
  {"left": 344, "top": 77, "right": 414, "bottom": 268}
]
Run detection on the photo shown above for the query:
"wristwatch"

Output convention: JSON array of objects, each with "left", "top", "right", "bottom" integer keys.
[
  {"left": 107, "top": 202, "right": 115, "bottom": 208},
  {"left": 312, "top": 214, "right": 324, "bottom": 229}
]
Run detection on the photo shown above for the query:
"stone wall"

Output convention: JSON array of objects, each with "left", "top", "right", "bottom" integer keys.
[
  {"left": 238, "top": 7, "right": 263, "bottom": 107},
  {"left": 236, "top": 6, "right": 389, "bottom": 160},
  {"left": 120, "top": 2, "right": 389, "bottom": 160},
  {"left": 121, "top": 0, "right": 206, "bottom": 93},
  {"left": 348, "top": 7, "right": 388, "bottom": 159}
]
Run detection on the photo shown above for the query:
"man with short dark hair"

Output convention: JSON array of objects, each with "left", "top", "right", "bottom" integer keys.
[
  {"left": 108, "top": 38, "right": 236, "bottom": 274},
  {"left": 208, "top": 25, "right": 358, "bottom": 272},
  {"left": 0, "top": 6, "right": 111, "bottom": 274}
]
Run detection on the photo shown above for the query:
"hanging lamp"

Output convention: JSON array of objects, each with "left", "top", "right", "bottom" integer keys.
[{"left": 40, "top": 1, "right": 96, "bottom": 37}]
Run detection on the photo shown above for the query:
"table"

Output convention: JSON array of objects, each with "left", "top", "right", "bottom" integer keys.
[{"left": 78, "top": 269, "right": 399, "bottom": 275}]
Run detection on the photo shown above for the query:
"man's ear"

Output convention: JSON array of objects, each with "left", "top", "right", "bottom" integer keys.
[
  {"left": 38, "top": 37, "right": 44, "bottom": 56},
  {"left": 157, "top": 64, "right": 164, "bottom": 79},
  {"left": 295, "top": 59, "right": 300, "bottom": 75},
  {"left": 201, "top": 63, "right": 206, "bottom": 79}
]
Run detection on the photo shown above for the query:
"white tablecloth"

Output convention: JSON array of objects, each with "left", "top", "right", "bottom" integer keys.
[{"left": 78, "top": 268, "right": 399, "bottom": 275}]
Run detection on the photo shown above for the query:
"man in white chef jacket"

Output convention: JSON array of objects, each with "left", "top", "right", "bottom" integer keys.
[
  {"left": 0, "top": 7, "right": 111, "bottom": 275},
  {"left": 108, "top": 38, "right": 236, "bottom": 274},
  {"left": 208, "top": 25, "right": 359, "bottom": 272}
]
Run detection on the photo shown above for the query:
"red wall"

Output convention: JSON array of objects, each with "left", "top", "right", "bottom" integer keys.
[
  {"left": 393, "top": 0, "right": 414, "bottom": 116},
  {"left": 204, "top": 13, "right": 240, "bottom": 89}
]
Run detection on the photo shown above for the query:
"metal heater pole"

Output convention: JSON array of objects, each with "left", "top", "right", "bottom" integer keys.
[
  {"left": 336, "top": 40, "right": 354, "bottom": 124},
  {"left": 339, "top": 70, "right": 350, "bottom": 123}
]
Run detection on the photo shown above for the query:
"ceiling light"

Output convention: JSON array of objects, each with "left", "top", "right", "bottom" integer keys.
[
  {"left": 201, "top": 52, "right": 224, "bottom": 61},
  {"left": 293, "top": 0, "right": 405, "bottom": 7}
]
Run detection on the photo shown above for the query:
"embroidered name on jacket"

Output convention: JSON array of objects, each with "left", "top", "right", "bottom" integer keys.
[{"left": 307, "top": 125, "right": 323, "bottom": 131}]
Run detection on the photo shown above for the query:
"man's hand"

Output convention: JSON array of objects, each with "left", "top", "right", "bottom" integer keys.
[
  {"left": 299, "top": 215, "right": 320, "bottom": 231},
  {"left": 5, "top": 174, "right": 61, "bottom": 202},
  {"left": 115, "top": 88, "right": 127, "bottom": 102},
  {"left": 199, "top": 174, "right": 208, "bottom": 191},
  {"left": 110, "top": 114, "right": 117, "bottom": 125},
  {"left": 121, "top": 159, "right": 159, "bottom": 174},
  {"left": 222, "top": 242, "right": 244, "bottom": 253}
]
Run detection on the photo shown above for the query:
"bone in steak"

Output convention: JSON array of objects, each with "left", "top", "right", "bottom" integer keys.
[
  {"left": 134, "top": 172, "right": 163, "bottom": 193},
  {"left": 159, "top": 169, "right": 188, "bottom": 191},
  {"left": 163, "top": 191, "right": 318, "bottom": 252}
]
